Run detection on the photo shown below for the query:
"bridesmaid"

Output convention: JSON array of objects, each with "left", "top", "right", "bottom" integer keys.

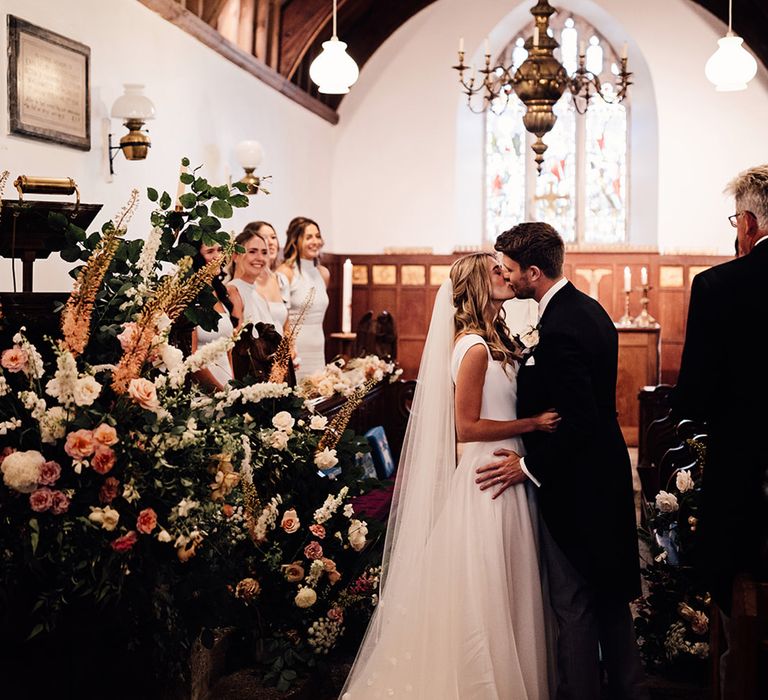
[
  {"left": 226, "top": 229, "right": 275, "bottom": 330},
  {"left": 243, "top": 221, "right": 289, "bottom": 335},
  {"left": 276, "top": 217, "right": 330, "bottom": 380},
  {"left": 189, "top": 239, "right": 235, "bottom": 391}
]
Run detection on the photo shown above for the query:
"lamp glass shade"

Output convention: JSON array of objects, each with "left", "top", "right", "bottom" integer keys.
[
  {"left": 235, "top": 140, "right": 264, "bottom": 169},
  {"left": 111, "top": 84, "right": 156, "bottom": 120},
  {"left": 309, "top": 37, "right": 359, "bottom": 94},
  {"left": 705, "top": 35, "right": 758, "bottom": 91}
]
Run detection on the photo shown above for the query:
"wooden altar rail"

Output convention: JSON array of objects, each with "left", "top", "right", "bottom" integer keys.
[{"left": 321, "top": 251, "right": 729, "bottom": 385}]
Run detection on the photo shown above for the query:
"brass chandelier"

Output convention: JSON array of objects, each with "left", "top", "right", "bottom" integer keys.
[{"left": 453, "top": 0, "right": 632, "bottom": 173}]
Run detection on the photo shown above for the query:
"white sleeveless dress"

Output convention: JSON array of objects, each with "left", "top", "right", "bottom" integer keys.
[
  {"left": 195, "top": 312, "right": 234, "bottom": 387},
  {"left": 263, "top": 272, "right": 289, "bottom": 336},
  {"left": 228, "top": 278, "right": 275, "bottom": 329},
  {"left": 341, "top": 334, "right": 549, "bottom": 699},
  {"left": 287, "top": 261, "right": 329, "bottom": 380}
]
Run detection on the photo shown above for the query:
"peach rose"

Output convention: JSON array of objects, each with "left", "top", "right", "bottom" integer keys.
[
  {"left": 283, "top": 562, "right": 305, "bottom": 583},
  {"left": 281, "top": 508, "right": 301, "bottom": 534},
  {"left": 136, "top": 507, "right": 158, "bottom": 534},
  {"left": 92, "top": 423, "right": 119, "bottom": 446},
  {"left": 117, "top": 323, "right": 139, "bottom": 351},
  {"left": 91, "top": 445, "right": 116, "bottom": 475},
  {"left": 309, "top": 524, "right": 326, "bottom": 539},
  {"left": 111, "top": 531, "right": 138, "bottom": 552},
  {"left": 304, "top": 541, "right": 323, "bottom": 560},
  {"left": 1, "top": 346, "right": 28, "bottom": 373},
  {"left": 64, "top": 429, "right": 96, "bottom": 459},
  {"left": 327, "top": 607, "right": 344, "bottom": 622},
  {"left": 127, "top": 378, "right": 159, "bottom": 410},
  {"left": 221, "top": 504, "right": 234, "bottom": 518}
]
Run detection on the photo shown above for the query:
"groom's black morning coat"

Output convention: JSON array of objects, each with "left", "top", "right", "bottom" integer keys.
[{"left": 517, "top": 282, "right": 641, "bottom": 602}]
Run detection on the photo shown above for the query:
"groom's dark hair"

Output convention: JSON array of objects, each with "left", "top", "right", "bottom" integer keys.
[{"left": 495, "top": 222, "right": 564, "bottom": 279}]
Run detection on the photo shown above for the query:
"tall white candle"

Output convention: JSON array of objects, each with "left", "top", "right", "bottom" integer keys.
[
  {"left": 342, "top": 258, "right": 353, "bottom": 334},
  {"left": 623, "top": 266, "right": 631, "bottom": 292},
  {"left": 484, "top": 38, "right": 490, "bottom": 56},
  {"left": 640, "top": 266, "right": 648, "bottom": 287},
  {"left": 459, "top": 36, "right": 464, "bottom": 53},
  {"left": 533, "top": 27, "right": 540, "bottom": 47},
  {"left": 621, "top": 42, "right": 628, "bottom": 60},
  {"left": 176, "top": 163, "right": 187, "bottom": 208}
]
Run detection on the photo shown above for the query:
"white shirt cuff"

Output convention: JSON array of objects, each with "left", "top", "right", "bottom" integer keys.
[{"left": 520, "top": 457, "right": 541, "bottom": 488}]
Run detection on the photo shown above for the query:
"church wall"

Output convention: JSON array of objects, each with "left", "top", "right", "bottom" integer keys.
[
  {"left": 331, "top": 0, "right": 768, "bottom": 255},
  {"left": 0, "top": 0, "right": 336, "bottom": 292}
]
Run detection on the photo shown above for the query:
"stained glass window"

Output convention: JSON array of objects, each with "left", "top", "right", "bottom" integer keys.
[{"left": 485, "top": 15, "right": 628, "bottom": 246}]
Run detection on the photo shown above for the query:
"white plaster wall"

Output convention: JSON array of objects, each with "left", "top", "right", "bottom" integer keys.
[
  {"left": 0, "top": 0, "right": 336, "bottom": 292},
  {"left": 332, "top": 0, "right": 768, "bottom": 255}
]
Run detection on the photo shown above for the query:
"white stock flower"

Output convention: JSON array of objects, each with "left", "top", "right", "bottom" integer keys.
[
  {"left": 675, "top": 470, "right": 694, "bottom": 493},
  {"left": 176, "top": 498, "right": 199, "bottom": 517},
  {"left": 123, "top": 481, "right": 140, "bottom": 503},
  {"left": 1, "top": 450, "right": 44, "bottom": 493},
  {"left": 137, "top": 226, "right": 163, "bottom": 280},
  {"left": 348, "top": 519, "right": 368, "bottom": 552},
  {"left": 88, "top": 505, "right": 120, "bottom": 531},
  {"left": 0, "top": 374, "right": 9, "bottom": 397},
  {"left": 73, "top": 375, "right": 102, "bottom": 407},
  {"left": 314, "top": 448, "right": 339, "bottom": 471},
  {"left": 159, "top": 343, "right": 184, "bottom": 373},
  {"left": 271, "top": 411, "right": 295, "bottom": 433},
  {"left": 655, "top": 490, "right": 679, "bottom": 513},
  {"left": 39, "top": 406, "right": 68, "bottom": 443},
  {"left": 157, "top": 529, "right": 173, "bottom": 543},
  {"left": 0, "top": 417, "right": 22, "bottom": 435},
  {"left": 343, "top": 504, "right": 354, "bottom": 518}
]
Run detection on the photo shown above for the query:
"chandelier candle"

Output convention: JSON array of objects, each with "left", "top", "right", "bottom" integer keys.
[{"left": 342, "top": 258, "right": 353, "bottom": 334}]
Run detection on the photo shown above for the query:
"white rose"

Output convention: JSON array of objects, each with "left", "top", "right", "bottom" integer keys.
[
  {"left": 73, "top": 375, "right": 102, "bottom": 407},
  {"left": 314, "top": 448, "right": 339, "bottom": 471},
  {"left": 155, "top": 313, "right": 172, "bottom": 332},
  {"left": 343, "top": 504, "right": 355, "bottom": 518},
  {"left": 295, "top": 586, "right": 317, "bottom": 609},
  {"left": 1, "top": 450, "right": 44, "bottom": 493},
  {"left": 348, "top": 519, "right": 368, "bottom": 552},
  {"left": 281, "top": 508, "right": 301, "bottom": 534},
  {"left": 317, "top": 379, "right": 335, "bottom": 397},
  {"left": 655, "top": 490, "right": 679, "bottom": 513},
  {"left": 88, "top": 505, "right": 120, "bottom": 531},
  {"left": 156, "top": 529, "right": 173, "bottom": 543},
  {"left": 675, "top": 470, "right": 694, "bottom": 493},
  {"left": 309, "top": 415, "right": 328, "bottom": 431},
  {"left": 176, "top": 497, "right": 198, "bottom": 517},
  {"left": 160, "top": 344, "right": 184, "bottom": 372},
  {"left": 271, "top": 411, "right": 295, "bottom": 433},
  {"left": 520, "top": 327, "right": 540, "bottom": 349},
  {"left": 270, "top": 430, "right": 290, "bottom": 450},
  {"left": 123, "top": 481, "right": 140, "bottom": 503},
  {"left": 127, "top": 378, "right": 159, "bottom": 410},
  {"left": 39, "top": 406, "right": 68, "bottom": 444}
]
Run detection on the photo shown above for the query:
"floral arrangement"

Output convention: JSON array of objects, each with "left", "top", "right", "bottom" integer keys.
[
  {"left": 634, "top": 438, "right": 711, "bottom": 679},
  {"left": 297, "top": 354, "right": 402, "bottom": 401},
  {"left": 511, "top": 323, "right": 540, "bottom": 363},
  {"left": 0, "top": 169, "right": 388, "bottom": 692}
]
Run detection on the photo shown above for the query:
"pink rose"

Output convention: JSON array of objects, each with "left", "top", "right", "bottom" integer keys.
[
  {"left": 29, "top": 488, "right": 54, "bottom": 512},
  {"left": 91, "top": 445, "right": 116, "bottom": 475},
  {"left": 327, "top": 607, "right": 344, "bottom": 622},
  {"left": 38, "top": 460, "right": 61, "bottom": 486},
  {"left": 99, "top": 476, "right": 120, "bottom": 504},
  {"left": 136, "top": 508, "right": 158, "bottom": 534},
  {"left": 0, "top": 447, "right": 14, "bottom": 467},
  {"left": 1, "top": 346, "right": 28, "bottom": 373},
  {"left": 92, "top": 423, "right": 118, "bottom": 446},
  {"left": 309, "top": 524, "right": 326, "bottom": 539},
  {"left": 50, "top": 490, "right": 70, "bottom": 515},
  {"left": 304, "top": 541, "right": 323, "bottom": 560},
  {"left": 117, "top": 323, "right": 138, "bottom": 351},
  {"left": 64, "top": 429, "right": 95, "bottom": 459},
  {"left": 111, "top": 531, "right": 138, "bottom": 552},
  {"left": 127, "top": 378, "right": 159, "bottom": 411}
]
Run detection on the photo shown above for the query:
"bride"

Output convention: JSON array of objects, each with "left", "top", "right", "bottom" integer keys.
[{"left": 341, "top": 253, "right": 559, "bottom": 699}]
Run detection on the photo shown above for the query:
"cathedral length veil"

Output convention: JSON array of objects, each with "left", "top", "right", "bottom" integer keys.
[{"left": 341, "top": 280, "right": 458, "bottom": 697}]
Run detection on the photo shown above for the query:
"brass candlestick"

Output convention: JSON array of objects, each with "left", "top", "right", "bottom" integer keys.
[
  {"left": 617, "top": 289, "right": 633, "bottom": 327},
  {"left": 633, "top": 285, "right": 658, "bottom": 327}
]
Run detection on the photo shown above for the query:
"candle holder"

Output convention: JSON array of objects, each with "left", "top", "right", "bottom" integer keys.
[
  {"left": 616, "top": 289, "right": 634, "bottom": 327},
  {"left": 632, "top": 285, "right": 658, "bottom": 328}
]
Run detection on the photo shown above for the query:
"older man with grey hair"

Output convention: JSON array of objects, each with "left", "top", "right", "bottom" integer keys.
[{"left": 672, "top": 164, "right": 768, "bottom": 699}]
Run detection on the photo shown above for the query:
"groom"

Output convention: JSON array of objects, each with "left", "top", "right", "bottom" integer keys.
[{"left": 476, "top": 222, "right": 646, "bottom": 700}]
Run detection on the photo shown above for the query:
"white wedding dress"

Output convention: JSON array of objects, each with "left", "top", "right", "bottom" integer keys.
[{"left": 341, "top": 331, "right": 550, "bottom": 699}]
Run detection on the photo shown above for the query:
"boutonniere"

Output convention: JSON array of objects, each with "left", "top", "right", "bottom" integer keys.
[{"left": 511, "top": 323, "right": 540, "bottom": 361}]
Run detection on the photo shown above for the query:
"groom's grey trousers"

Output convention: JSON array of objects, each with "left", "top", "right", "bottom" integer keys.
[{"left": 539, "top": 520, "right": 648, "bottom": 700}]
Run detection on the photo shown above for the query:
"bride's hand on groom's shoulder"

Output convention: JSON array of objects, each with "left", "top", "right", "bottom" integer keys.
[{"left": 475, "top": 449, "right": 525, "bottom": 499}]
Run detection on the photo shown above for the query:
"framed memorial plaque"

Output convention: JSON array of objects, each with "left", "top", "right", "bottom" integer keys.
[{"left": 7, "top": 16, "right": 91, "bottom": 150}]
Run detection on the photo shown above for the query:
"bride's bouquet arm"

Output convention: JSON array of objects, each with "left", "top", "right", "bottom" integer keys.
[{"left": 454, "top": 345, "right": 560, "bottom": 443}]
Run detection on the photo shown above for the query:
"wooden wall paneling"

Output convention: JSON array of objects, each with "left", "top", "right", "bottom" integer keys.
[
  {"left": 398, "top": 288, "right": 428, "bottom": 336},
  {"left": 237, "top": 0, "right": 256, "bottom": 53},
  {"left": 617, "top": 328, "right": 660, "bottom": 446}
]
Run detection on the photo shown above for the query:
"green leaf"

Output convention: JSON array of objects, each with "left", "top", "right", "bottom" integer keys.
[
  {"left": 229, "top": 194, "right": 249, "bottom": 208},
  {"left": 210, "top": 185, "right": 230, "bottom": 199},
  {"left": 192, "top": 177, "right": 209, "bottom": 192},
  {"left": 87, "top": 232, "right": 102, "bottom": 249},
  {"left": 194, "top": 204, "right": 208, "bottom": 218},
  {"left": 282, "top": 670, "right": 297, "bottom": 681},
  {"left": 147, "top": 187, "right": 159, "bottom": 202},
  {"left": 211, "top": 200, "right": 233, "bottom": 218},
  {"left": 181, "top": 156, "right": 190, "bottom": 167},
  {"left": 60, "top": 247, "right": 82, "bottom": 263},
  {"left": 159, "top": 191, "right": 172, "bottom": 210},
  {"left": 27, "top": 623, "right": 45, "bottom": 640},
  {"left": 180, "top": 172, "right": 194, "bottom": 185},
  {"left": 179, "top": 193, "right": 197, "bottom": 209},
  {"left": 199, "top": 216, "right": 221, "bottom": 231},
  {"left": 232, "top": 181, "right": 248, "bottom": 193}
]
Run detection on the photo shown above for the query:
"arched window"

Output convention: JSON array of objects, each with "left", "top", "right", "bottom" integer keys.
[{"left": 486, "top": 16, "right": 628, "bottom": 246}]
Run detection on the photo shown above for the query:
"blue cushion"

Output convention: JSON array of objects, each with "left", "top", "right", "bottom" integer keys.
[
  {"left": 355, "top": 451, "right": 378, "bottom": 480},
  {"left": 365, "top": 426, "right": 396, "bottom": 479}
]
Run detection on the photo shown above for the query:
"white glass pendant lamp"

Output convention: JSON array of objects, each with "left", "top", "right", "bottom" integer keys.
[
  {"left": 309, "top": 0, "right": 359, "bottom": 94},
  {"left": 705, "top": 0, "right": 758, "bottom": 91}
]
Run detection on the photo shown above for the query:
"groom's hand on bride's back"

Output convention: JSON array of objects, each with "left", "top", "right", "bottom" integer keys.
[{"left": 475, "top": 449, "right": 525, "bottom": 499}]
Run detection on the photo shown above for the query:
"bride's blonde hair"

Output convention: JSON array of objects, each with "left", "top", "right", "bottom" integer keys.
[{"left": 450, "top": 253, "right": 517, "bottom": 368}]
